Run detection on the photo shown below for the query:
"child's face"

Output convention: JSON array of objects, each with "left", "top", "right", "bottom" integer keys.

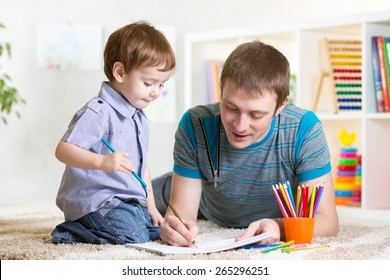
[{"left": 118, "top": 65, "right": 173, "bottom": 109}]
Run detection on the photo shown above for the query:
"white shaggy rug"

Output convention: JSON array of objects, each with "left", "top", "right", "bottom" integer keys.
[{"left": 1, "top": 210, "right": 390, "bottom": 260}]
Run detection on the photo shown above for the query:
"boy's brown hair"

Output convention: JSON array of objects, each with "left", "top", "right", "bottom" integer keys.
[
  {"left": 104, "top": 21, "right": 176, "bottom": 81},
  {"left": 220, "top": 41, "right": 290, "bottom": 110}
]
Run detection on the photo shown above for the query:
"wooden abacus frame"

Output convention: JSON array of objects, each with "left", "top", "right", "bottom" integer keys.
[{"left": 313, "top": 38, "right": 362, "bottom": 113}]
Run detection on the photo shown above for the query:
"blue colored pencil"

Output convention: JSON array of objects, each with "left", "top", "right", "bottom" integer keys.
[{"left": 101, "top": 137, "right": 148, "bottom": 189}]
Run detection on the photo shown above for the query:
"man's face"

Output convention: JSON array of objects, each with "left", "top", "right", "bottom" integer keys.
[{"left": 220, "top": 80, "right": 286, "bottom": 149}]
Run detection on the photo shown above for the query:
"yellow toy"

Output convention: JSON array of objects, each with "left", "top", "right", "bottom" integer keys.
[{"left": 338, "top": 129, "right": 356, "bottom": 146}]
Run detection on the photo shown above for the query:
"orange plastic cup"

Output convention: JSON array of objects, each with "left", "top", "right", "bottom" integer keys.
[{"left": 284, "top": 217, "right": 315, "bottom": 244}]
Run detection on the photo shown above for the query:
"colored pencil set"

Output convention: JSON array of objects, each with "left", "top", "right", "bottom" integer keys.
[
  {"left": 272, "top": 181, "right": 325, "bottom": 218},
  {"left": 244, "top": 241, "right": 330, "bottom": 254}
]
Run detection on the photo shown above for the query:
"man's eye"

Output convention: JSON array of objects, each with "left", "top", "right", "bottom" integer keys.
[{"left": 252, "top": 115, "right": 263, "bottom": 120}]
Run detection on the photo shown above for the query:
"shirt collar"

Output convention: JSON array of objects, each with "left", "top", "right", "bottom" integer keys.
[{"left": 98, "top": 81, "right": 146, "bottom": 120}]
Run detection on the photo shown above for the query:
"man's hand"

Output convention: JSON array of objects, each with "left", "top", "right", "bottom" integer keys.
[
  {"left": 159, "top": 215, "right": 198, "bottom": 247},
  {"left": 235, "top": 218, "right": 281, "bottom": 244}
]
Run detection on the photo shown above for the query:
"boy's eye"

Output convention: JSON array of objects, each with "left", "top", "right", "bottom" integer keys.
[{"left": 144, "top": 82, "right": 152, "bottom": 87}]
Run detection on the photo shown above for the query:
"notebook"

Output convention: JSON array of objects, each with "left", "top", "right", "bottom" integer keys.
[{"left": 126, "top": 231, "right": 275, "bottom": 255}]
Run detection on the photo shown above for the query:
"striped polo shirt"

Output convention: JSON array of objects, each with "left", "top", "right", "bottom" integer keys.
[{"left": 173, "top": 103, "right": 331, "bottom": 228}]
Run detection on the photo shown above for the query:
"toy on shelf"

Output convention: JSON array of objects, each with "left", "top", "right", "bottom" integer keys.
[
  {"left": 347, "top": 154, "right": 362, "bottom": 207},
  {"left": 334, "top": 130, "right": 361, "bottom": 206},
  {"left": 313, "top": 38, "right": 362, "bottom": 114}
]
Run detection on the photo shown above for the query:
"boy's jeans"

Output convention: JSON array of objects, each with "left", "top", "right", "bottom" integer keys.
[{"left": 51, "top": 197, "right": 160, "bottom": 244}]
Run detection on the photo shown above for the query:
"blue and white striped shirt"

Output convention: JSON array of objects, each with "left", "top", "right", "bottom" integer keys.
[{"left": 173, "top": 103, "right": 331, "bottom": 228}]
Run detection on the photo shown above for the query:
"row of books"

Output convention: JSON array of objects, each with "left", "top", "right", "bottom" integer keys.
[{"left": 372, "top": 36, "right": 390, "bottom": 112}]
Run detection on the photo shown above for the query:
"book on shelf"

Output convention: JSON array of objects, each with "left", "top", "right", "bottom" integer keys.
[
  {"left": 371, "top": 36, "right": 385, "bottom": 112},
  {"left": 205, "top": 59, "right": 224, "bottom": 103},
  {"left": 374, "top": 36, "right": 390, "bottom": 112},
  {"left": 384, "top": 37, "right": 390, "bottom": 109}
]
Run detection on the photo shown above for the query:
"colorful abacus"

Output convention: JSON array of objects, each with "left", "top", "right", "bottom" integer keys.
[
  {"left": 313, "top": 38, "right": 362, "bottom": 113},
  {"left": 329, "top": 40, "right": 362, "bottom": 112}
]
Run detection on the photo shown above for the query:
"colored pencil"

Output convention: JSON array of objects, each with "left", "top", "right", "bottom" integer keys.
[
  {"left": 303, "top": 184, "right": 309, "bottom": 218},
  {"left": 262, "top": 240, "right": 295, "bottom": 254},
  {"left": 296, "top": 186, "right": 302, "bottom": 217},
  {"left": 272, "top": 181, "right": 325, "bottom": 218},
  {"left": 282, "top": 244, "right": 330, "bottom": 253},
  {"left": 313, "top": 185, "right": 325, "bottom": 217},
  {"left": 284, "top": 182, "right": 297, "bottom": 217},
  {"left": 279, "top": 183, "right": 296, "bottom": 217},
  {"left": 309, "top": 185, "right": 317, "bottom": 218},
  {"left": 101, "top": 137, "right": 149, "bottom": 190},
  {"left": 272, "top": 185, "right": 289, "bottom": 217},
  {"left": 243, "top": 244, "right": 280, "bottom": 250},
  {"left": 168, "top": 203, "right": 197, "bottom": 247},
  {"left": 286, "top": 181, "right": 297, "bottom": 213}
]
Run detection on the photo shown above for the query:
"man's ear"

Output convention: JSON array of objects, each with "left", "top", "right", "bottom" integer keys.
[
  {"left": 275, "top": 98, "right": 288, "bottom": 116},
  {"left": 112, "top": 62, "right": 125, "bottom": 83}
]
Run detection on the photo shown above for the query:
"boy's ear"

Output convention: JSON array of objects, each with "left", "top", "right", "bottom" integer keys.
[{"left": 112, "top": 62, "right": 125, "bottom": 83}]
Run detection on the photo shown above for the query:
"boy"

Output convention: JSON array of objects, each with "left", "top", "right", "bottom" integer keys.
[{"left": 52, "top": 21, "right": 176, "bottom": 244}]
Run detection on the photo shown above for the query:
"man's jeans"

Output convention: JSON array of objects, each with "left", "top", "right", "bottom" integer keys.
[{"left": 52, "top": 197, "right": 160, "bottom": 244}]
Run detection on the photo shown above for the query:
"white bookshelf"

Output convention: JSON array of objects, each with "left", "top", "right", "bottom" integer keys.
[{"left": 183, "top": 10, "right": 390, "bottom": 221}]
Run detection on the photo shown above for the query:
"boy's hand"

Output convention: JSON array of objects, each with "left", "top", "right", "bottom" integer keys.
[
  {"left": 147, "top": 206, "right": 165, "bottom": 227},
  {"left": 101, "top": 152, "right": 136, "bottom": 173}
]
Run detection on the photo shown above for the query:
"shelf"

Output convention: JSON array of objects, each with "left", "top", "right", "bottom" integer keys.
[
  {"left": 337, "top": 206, "right": 390, "bottom": 222},
  {"left": 184, "top": 10, "right": 390, "bottom": 221},
  {"left": 316, "top": 113, "right": 363, "bottom": 120}
]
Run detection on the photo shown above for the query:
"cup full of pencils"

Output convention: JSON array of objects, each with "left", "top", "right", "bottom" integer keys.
[
  {"left": 284, "top": 217, "right": 315, "bottom": 244},
  {"left": 272, "top": 181, "right": 325, "bottom": 244}
]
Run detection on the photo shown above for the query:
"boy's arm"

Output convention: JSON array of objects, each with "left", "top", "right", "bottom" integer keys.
[
  {"left": 144, "top": 165, "right": 164, "bottom": 226},
  {"left": 55, "top": 140, "right": 135, "bottom": 173}
]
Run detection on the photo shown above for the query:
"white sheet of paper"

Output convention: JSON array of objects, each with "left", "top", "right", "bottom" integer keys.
[{"left": 126, "top": 231, "right": 275, "bottom": 255}]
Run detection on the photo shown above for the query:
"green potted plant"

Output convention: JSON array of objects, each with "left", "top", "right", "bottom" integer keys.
[{"left": 0, "top": 23, "right": 25, "bottom": 125}]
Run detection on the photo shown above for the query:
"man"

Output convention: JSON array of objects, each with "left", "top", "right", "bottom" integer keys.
[{"left": 155, "top": 41, "right": 338, "bottom": 247}]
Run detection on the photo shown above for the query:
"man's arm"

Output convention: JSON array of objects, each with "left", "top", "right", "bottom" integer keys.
[
  {"left": 305, "top": 172, "right": 339, "bottom": 237},
  {"left": 159, "top": 172, "right": 202, "bottom": 246},
  {"left": 236, "top": 172, "right": 338, "bottom": 242}
]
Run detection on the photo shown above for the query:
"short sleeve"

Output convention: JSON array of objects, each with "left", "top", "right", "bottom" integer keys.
[
  {"left": 62, "top": 100, "right": 107, "bottom": 150},
  {"left": 173, "top": 112, "right": 202, "bottom": 179},
  {"left": 294, "top": 111, "right": 331, "bottom": 182}
]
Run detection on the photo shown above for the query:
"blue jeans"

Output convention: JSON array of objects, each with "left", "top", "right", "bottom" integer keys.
[{"left": 51, "top": 198, "right": 160, "bottom": 244}]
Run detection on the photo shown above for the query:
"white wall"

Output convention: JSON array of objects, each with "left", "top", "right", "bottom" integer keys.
[{"left": 1, "top": 0, "right": 390, "bottom": 208}]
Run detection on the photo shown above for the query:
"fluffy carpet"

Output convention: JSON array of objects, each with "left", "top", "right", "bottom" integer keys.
[{"left": 1, "top": 210, "right": 390, "bottom": 260}]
